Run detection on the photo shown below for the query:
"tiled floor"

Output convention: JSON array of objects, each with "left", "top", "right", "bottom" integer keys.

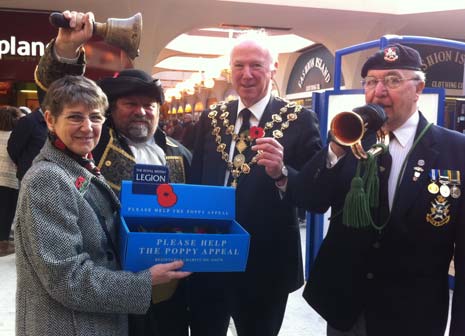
[
  {"left": 0, "top": 252, "right": 15, "bottom": 335},
  {"left": 0, "top": 227, "right": 326, "bottom": 336},
  {"left": 0, "top": 228, "right": 452, "bottom": 336}
]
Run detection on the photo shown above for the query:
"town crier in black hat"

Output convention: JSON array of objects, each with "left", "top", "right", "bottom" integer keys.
[{"left": 98, "top": 69, "right": 165, "bottom": 105}]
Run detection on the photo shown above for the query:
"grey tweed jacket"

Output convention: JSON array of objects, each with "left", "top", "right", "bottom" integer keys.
[{"left": 14, "top": 140, "right": 152, "bottom": 336}]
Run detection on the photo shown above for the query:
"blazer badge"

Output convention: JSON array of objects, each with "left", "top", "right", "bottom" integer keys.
[{"left": 426, "top": 195, "right": 450, "bottom": 227}]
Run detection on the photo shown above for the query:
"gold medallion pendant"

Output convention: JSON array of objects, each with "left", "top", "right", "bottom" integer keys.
[
  {"left": 233, "top": 153, "right": 246, "bottom": 168},
  {"left": 235, "top": 139, "right": 248, "bottom": 153}
]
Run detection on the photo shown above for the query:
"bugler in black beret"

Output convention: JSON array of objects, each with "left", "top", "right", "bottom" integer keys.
[
  {"left": 98, "top": 69, "right": 165, "bottom": 105},
  {"left": 361, "top": 44, "right": 424, "bottom": 78}
]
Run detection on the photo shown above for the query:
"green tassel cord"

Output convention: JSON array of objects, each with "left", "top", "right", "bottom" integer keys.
[
  {"left": 343, "top": 143, "right": 387, "bottom": 229},
  {"left": 342, "top": 125, "right": 433, "bottom": 231},
  {"left": 343, "top": 161, "right": 373, "bottom": 228},
  {"left": 365, "top": 143, "right": 388, "bottom": 209},
  {"left": 363, "top": 154, "right": 379, "bottom": 208}
]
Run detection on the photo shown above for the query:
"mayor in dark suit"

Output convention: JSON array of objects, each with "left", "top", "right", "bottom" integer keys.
[
  {"left": 188, "top": 32, "right": 322, "bottom": 336},
  {"left": 287, "top": 44, "right": 465, "bottom": 336}
]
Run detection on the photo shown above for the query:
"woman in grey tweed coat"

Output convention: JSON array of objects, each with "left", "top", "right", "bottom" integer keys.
[{"left": 14, "top": 76, "right": 190, "bottom": 336}]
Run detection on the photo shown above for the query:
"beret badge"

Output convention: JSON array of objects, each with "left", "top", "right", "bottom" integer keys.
[{"left": 384, "top": 47, "right": 399, "bottom": 62}]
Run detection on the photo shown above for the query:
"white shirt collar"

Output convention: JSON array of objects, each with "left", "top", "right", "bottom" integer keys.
[
  {"left": 237, "top": 91, "right": 272, "bottom": 121},
  {"left": 126, "top": 136, "right": 166, "bottom": 165},
  {"left": 126, "top": 136, "right": 155, "bottom": 148},
  {"left": 392, "top": 111, "right": 419, "bottom": 148}
]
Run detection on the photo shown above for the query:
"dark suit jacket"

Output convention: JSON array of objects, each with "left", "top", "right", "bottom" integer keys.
[
  {"left": 7, "top": 109, "right": 47, "bottom": 180},
  {"left": 189, "top": 96, "right": 322, "bottom": 294},
  {"left": 287, "top": 113, "right": 465, "bottom": 336},
  {"left": 181, "top": 122, "right": 196, "bottom": 151}
]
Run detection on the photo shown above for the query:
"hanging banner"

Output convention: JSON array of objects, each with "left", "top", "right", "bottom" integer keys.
[
  {"left": 286, "top": 45, "right": 341, "bottom": 94},
  {"left": 411, "top": 43, "right": 465, "bottom": 91},
  {"left": 0, "top": 10, "right": 55, "bottom": 81},
  {"left": 0, "top": 10, "right": 131, "bottom": 82}
]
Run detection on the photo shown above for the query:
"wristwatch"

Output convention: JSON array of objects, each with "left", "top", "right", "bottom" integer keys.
[{"left": 273, "top": 165, "right": 288, "bottom": 182}]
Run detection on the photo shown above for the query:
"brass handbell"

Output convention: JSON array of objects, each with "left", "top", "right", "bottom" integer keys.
[
  {"left": 49, "top": 12, "right": 142, "bottom": 60},
  {"left": 330, "top": 103, "right": 389, "bottom": 159}
]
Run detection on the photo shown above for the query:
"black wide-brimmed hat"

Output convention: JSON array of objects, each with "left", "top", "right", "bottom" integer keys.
[
  {"left": 361, "top": 44, "right": 424, "bottom": 77},
  {"left": 98, "top": 69, "right": 165, "bottom": 104}
]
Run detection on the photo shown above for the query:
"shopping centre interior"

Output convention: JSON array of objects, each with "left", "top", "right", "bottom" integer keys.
[
  {"left": 2, "top": 1, "right": 465, "bottom": 128},
  {"left": 0, "top": 2, "right": 463, "bottom": 335}
]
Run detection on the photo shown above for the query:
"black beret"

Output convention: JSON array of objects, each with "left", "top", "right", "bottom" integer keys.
[
  {"left": 98, "top": 69, "right": 165, "bottom": 104},
  {"left": 361, "top": 44, "right": 423, "bottom": 78}
]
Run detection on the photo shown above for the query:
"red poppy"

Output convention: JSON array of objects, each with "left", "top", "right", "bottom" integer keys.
[
  {"left": 156, "top": 184, "right": 178, "bottom": 208},
  {"left": 75, "top": 176, "right": 87, "bottom": 190},
  {"left": 249, "top": 126, "right": 265, "bottom": 139}
]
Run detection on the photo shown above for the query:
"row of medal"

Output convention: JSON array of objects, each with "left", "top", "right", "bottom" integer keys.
[{"left": 427, "top": 169, "right": 461, "bottom": 199}]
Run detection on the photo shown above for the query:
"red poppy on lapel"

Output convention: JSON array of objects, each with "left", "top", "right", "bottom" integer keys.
[
  {"left": 250, "top": 126, "right": 265, "bottom": 139},
  {"left": 75, "top": 176, "right": 88, "bottom": 192}
]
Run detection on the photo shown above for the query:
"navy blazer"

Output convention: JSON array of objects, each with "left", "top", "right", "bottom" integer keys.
[
  {"left": 189, "top": 96, "right": 322, "bottom": 293},
  {"left": 287, "top": 113, "right": 465, "bottom": 336}
]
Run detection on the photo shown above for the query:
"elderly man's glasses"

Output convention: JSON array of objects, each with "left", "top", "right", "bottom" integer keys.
[
  {"left": 64, "top": 113, "right": 106, "bottom": 126},
  {"left": 361, "top": 75, "right": 420, "bottom": 90}
]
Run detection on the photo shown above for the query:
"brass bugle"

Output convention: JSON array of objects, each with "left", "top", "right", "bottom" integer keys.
[
  {"left": 49, "top": 12, "right": 142, "bottom": 60},
  {"left": 330, "top": 104, "right": 388, "bottom": 160}
]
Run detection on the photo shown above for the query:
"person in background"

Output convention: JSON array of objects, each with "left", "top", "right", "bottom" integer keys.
[
  {"left": 0, "top": 105, "right": 21, "bottom": 257},
  {"left": 7, "top": 107, "right": 47, "bottom": 182},
  {"left": 14, "top": 75, "right": 190, "bottom": 336},
  {"left": 170, "top": 119, "right": 184, "bottom": 141},
  {"left": 287, "top": 44, "right": 465, "bottom": 336},
  {"left": 35, "top": 10, "right": 193, "bottom": 336},
  {"left": 181, "top": 113, "right": 196, "bottom": 152},
  {"left": 18, "top": 106, "right": 32, "bottom": 117},
  {"left": 189, "top": 31, "right": 322, "bottom": 336},
  {"left": 163, "top": 119, "right": 174, "bottom": 137}
]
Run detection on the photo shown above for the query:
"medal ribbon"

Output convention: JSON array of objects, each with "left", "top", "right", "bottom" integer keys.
[
  {"left": 438, "top": 170, "right": 450, "bottom": 185},
  {"left": 450, "top": 170, "right": 461, "bottom": 185}
]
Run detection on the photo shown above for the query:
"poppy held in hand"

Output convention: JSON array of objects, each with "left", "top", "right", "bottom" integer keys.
[
  {"left": 156, "top": 183, "right": 178, "bottom": 207},
  {"left": 249, "top": 126, "right": 265, "bottom": 139}
]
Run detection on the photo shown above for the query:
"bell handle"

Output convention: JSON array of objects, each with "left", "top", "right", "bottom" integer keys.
[
  {"left": 49, "top": 12, "right": 97, "bottom": 34},
  {"left": 49, "top": 12, "right": 71, "bottom": 28}
]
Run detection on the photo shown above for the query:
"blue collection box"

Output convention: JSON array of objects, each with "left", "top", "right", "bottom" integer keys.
[{"left": 119, "top": 180, "right": 250, "bottom": 272}]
